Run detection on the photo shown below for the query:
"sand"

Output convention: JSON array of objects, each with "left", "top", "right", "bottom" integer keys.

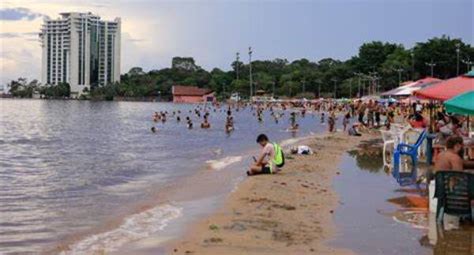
[{"left": 166, "top": 132, "right": 372, "bottom": 255}]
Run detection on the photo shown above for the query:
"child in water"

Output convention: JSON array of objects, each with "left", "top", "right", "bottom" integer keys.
[
  {"left": 343, "top": 112, "right": 350, "bottom": 131},
  {"left": 186, "top": 117, "right": 193, "bottom": 129}
]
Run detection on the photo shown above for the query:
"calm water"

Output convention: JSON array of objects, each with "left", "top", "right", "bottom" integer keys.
[
  {"left": 332, "top": 143, "right": 474, "bottom": 255},
  {"left": 0, "top": 99, "right": 327, "bottom": 254}
]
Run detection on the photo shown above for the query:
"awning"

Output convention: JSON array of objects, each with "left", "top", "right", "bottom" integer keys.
[
  {"left": 444, "top": 91, "right": 474, "bottom": 115},
  {"left": 381, "top": 77, "right": 441, "bottom": 97},
  {"left": 414, "top": 72, "right": 474, "bottom": 101}
]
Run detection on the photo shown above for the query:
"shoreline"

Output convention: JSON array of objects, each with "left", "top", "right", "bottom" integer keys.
[{"left": 162, "top": 132, "right": 375, "bottom": 255}]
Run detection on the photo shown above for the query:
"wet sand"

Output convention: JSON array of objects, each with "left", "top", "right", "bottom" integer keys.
[{"left": 166, "top": 132, "right": 375, "bottom": 255}]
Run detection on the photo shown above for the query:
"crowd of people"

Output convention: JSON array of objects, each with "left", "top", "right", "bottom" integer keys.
[{"left": 149, "top": 98, "right": 473, "bottom": 175}]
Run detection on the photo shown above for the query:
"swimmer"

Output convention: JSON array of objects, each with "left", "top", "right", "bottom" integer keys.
[
  {"left": 186, "top": 117, "right": 193, "bottom": 129},
  {"left": 151, "top": 126, "right": 156, "bottom": 133},
  {"left": 201, "top": 117, "right": 211, "bottom": 129}
]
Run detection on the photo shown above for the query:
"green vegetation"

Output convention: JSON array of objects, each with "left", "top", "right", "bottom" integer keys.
[{"left": 6, "top": 36, "right": 473, "bottom": 100}]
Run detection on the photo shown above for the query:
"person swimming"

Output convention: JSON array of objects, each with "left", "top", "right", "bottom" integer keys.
[
  {"left": 186, "top": 117, "right": 193, "bottom": 129},
  {"left": 201, "top": 116, "right": 211, "bottom": 129},
  {"left": 151, "top": 126, "right": 156, "bottom": 133}
]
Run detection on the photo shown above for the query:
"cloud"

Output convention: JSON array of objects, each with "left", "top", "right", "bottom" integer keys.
[
  {"left": 0, "top": 7, "right": 49, "bottom": 21},
  {"left": 127, "top": 38, "right": 147, "bottom": 43},
  {"left": 0, "top": 32, "right": 38, "bottom": 39},
  {"left": 0, "top": 32, "right": 21, "bottom": 38}
]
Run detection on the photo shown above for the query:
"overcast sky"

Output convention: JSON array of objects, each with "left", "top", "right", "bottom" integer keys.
[{"left": 0, "top": 0, "right": 472, "bottom": 85}]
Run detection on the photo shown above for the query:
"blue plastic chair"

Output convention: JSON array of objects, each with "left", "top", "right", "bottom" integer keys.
[{"left": 392, "top": 129, "right": 427, "bottom": 186}]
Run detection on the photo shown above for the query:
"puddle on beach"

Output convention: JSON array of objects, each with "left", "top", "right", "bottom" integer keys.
[{"left": 331, "top": 139, "right": 474, "bottom": 255}]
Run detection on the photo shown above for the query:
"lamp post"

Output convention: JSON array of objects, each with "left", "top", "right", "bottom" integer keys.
[
  {"left": 302, "top": 79, "right": 306, "bottom": 94},
  {"left": 456, "top": 43, "right": 461, "bottom": 76},
  {"left": 349, "top": 78, "right": 352, "bottom": 98},
  {"left": 394, "top": 68, "right": 404, "bottom": 88},
  {"left": 315, "top": 79, "right": 322, "bottom": 98},
  {"left": 331, "top": 78, "right": 337, "bottom": 99},
  {"left": 354, "top": 72, "right": 363, "bottom": 98},
  {"left": 272, "top": 80, "right": 276, "bottom": 98},
  {"left": 425, "top": 61, "right": 436, "bottom": 77},
  {"left": 236, "top": 52, "right": 240, "bottom": 80},
  {"left": 369, "top": 71, "right": 378, "bottom": 95},
  {"left": 411, "top": 51, "right": 415, "bottom": 80},
  {"left": 248, "top": 47, "right": 253, "bottom": 98}
]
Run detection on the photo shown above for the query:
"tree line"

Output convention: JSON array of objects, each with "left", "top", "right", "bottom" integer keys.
[{"left": 6, "top": 35, "right": 473, "bottom": 100}]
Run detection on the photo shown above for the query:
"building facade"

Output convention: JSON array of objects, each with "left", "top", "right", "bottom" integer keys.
[
  {"left": 40, "top": 12, "right": 121, "bottom": 97},
  {"left": 172, "top": 85, "right": 215, "bottom": 103}
]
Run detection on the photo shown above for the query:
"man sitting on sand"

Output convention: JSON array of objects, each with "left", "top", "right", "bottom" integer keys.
[{"left": 247, "top": 134, "right": 284, "bottom": 176}]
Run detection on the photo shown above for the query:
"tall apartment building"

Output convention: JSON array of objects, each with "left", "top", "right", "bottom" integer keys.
[{"left": 40, "top": 12, "right": 121, "bottom": 97}]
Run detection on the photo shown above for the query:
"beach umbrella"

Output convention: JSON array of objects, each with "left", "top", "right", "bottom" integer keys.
[
  {"left": 414, "top": 72, "right": 474, "bottom": 101},
  {"left": 444, "top": 91, "right": 474, "bottom": 115}
]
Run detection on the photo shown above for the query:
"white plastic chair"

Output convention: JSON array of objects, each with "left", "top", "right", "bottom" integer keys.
[{"left": 380, "top": 130, "right": 396, "bottom": 168}]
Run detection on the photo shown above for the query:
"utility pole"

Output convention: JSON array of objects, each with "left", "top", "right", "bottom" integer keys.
[
  {"left": 315, "top": 79, "right": 321, "bottom": 98},
  {"left": 354, "top": 72, "right": 363, "bottom": 98},
  {"left": 248, "top": 47, "right": 253, "bottom": 99},
  {"left": 369, "top": 71, "right": 378, "bottom": 95},
  {"left": 331, "top": 78, "right": 337, "bottom": 99},
  {"left": 394, "top": 68, "right": 404, "bottom": 88},
  {"left": 272, "top": 80, "right": 275, "bottom": 98},
  {"left": 236, "top": 52, "right": 240, "bottom": 80},
  {"left": 425, "top": 61, "right": 436, "bottom": 77},
  {"left": 349, "top": 78, "right": 352, "bottom": 98},
  {"left": 456, "top": 43, "right": 461, "bottom": 76}
]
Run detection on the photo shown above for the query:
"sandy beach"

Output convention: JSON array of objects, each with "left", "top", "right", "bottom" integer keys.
[{"left": 166, "top": 132, "right": 376, "bottom": 255}]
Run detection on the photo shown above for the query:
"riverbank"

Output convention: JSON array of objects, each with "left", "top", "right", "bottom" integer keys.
[{"left": 165, "top": 132, "right": 376, "bottom": 255}]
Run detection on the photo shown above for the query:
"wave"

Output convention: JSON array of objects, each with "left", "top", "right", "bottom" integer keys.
[
  {"left": 60, "top": 204, "right": 182, "bottom": 255},
  {"left": 206, "top": 156, "right": 242, "bottom": 171}
]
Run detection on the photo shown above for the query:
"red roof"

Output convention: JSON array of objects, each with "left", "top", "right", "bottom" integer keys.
[
  {"left": 414, "top": 75, "right": 474, "bottom": 101},
  {"left": 172, "top": 85, "right": 213, "bottom": 96}
]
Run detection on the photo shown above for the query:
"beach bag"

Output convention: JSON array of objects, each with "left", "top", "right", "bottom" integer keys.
[{"left": 273, "top": 143, "right": 285, "bottom": 168}]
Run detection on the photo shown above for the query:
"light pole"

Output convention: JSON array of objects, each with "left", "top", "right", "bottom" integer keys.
[
  {"left": 349, "top": 78, "right": 352, "bottom": 98},
  {"left": 248, "top": 47, "right": 253, "bottom": 98},
  {"left": 411, "top": 51, "right": 415, "bottom": 80},
  {"left": 302, "top": 79, "right": 306, "bottom": 94},
  {"left": 272, "top": 80, "right": 276, "bottom": 98},
  {"left": 354, "top": 72, "right": 363, "bottom": 98},
  {"left": 369, "top": 71, "right": 378, "bottom": 95},
  {"left": 456, "top": 43, "right": 461, "bottom": 76},
  {"left": 425, "top": 61, "right": 436, "bottom": 77},
  {"left": 394, "top": 68, "right": 404, "bottom": 88},
  {"left": 331, "top": 78, "right": 337, "bottom": 99},
  {"left": 315, "top": 79, "right": 322, "bottom": 98},
  {"left": 236, "top": 52, "right": 240, "bottom": 80}
]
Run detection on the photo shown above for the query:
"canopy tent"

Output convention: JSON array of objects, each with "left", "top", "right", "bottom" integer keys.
[
  {"left": 380, "top": 77, "right": 441, "bottom": 97},
  {"left": 400, "top": 96, "right": 430, "bottom": 104},
  {"left": 414, "top": 72, "right": 474, "bottom": 101},
  {"left": 444, "top": 91, "right": 474, "bottom": 115}
]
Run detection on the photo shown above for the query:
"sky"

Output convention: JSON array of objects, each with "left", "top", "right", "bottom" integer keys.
[{"left": 0, "top": 0, "right": 472, "bottom": 85}]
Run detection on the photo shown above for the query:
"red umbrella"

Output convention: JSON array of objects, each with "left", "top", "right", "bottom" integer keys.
[{"left": 414, "top": 73, "right": 474, "bottom": 101}]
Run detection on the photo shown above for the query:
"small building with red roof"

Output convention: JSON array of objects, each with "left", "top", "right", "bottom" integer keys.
[{"left": 172, "top": 85, "right": 215, "bottom": 103}]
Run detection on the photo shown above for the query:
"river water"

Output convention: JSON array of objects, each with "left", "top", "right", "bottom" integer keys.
[
  {"left": 332, "top": 141, "right": 474, "bottom": 255},
  {"left": 0, "top": 99, "right": 327, "bottom": 254}
]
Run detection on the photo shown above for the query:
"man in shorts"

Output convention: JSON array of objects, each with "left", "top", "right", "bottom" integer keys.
[{"left": 247, "top": 134, "right": 280, "bottom": 175}]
